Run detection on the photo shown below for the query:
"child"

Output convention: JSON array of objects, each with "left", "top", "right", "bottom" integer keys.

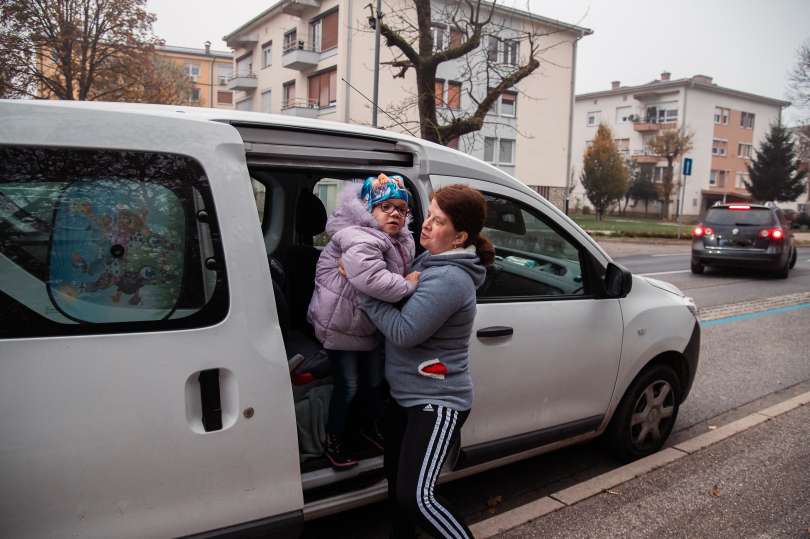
[{"left": 307, "top": 174, "right": 418, "bottom": 469}]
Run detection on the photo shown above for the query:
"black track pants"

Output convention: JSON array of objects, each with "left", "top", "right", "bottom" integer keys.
[{"left": 384, "top": 400, "right": 472, "bottom": 539}]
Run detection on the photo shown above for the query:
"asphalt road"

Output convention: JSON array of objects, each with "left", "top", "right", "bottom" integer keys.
[{"left": 302, "top": 244, "right": 810, "bottom": 538}]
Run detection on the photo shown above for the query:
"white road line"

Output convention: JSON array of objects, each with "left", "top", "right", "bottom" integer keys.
[
  {"left": 640, "top": 269, "right": 692, "bottom": 276},
  {"left": 651, "top": 253, "right": 689, "bottom": 257}
]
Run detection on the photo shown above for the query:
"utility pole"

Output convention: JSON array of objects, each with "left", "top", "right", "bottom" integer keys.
[{"left": 371, "top": 0, "right": 381, "bottom": 127}]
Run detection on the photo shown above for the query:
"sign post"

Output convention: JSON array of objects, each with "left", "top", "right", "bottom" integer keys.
[{"left": 677, "top": 158, "right": 693, "bottom": 239}]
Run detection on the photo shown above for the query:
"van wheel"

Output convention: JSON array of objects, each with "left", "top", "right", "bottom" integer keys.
[
  {"left": 604, "top": 364, "right": 681, "bottom": 462},
  {"left": 690, "top": 260, "right": 704, "bottom": 274}
]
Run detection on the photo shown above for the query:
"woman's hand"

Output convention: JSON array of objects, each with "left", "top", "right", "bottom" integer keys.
[
  {"left": 405, "top": 271, "right": 420, "bottom": 283},
  {"left": 338, "top": 257, "right": 347, "bottom": 277}
]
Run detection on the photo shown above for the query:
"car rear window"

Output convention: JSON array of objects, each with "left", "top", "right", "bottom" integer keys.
[{"left": 704, "top": 208, "right": 774, "bottom": 226}]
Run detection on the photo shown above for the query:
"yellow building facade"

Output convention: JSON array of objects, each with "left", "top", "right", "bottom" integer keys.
[{"left": 156, "top": 43, "right": 234, "bottom": 109}]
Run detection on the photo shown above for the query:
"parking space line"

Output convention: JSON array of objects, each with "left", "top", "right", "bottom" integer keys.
[
  {"left": 639, "top": 269, "right": 691, "bottom": 276},
  {"left": 700, "top": 302, "right": 810, "bottom": 327}
]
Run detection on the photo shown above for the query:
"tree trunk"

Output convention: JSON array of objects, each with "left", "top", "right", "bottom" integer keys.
[{"left": 416, "top": 65, "right": 440, "bottom": 143}]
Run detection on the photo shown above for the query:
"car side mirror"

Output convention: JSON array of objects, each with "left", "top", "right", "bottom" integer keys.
[{"left": 604, "top": 262, "right": 632, "bottom": 298}]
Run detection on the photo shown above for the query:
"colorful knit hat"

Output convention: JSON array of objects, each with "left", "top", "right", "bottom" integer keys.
[{"left": 360, "top": 173, "right": 409, "bottom": 211}]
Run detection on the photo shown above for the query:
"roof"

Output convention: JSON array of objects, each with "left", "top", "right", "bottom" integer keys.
[
  {"left": 223, "top": 0, "right": 592, "bottom": 43},
  {"left": 157, "top": 45, "right": 232, "bottom": 60},
  {"left": 576, "top": 76, "right": 790, "bottom": 108}
]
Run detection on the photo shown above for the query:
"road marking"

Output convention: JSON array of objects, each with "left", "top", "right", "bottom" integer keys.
[
  {"left": 651, "top": 253, "right": 689, "bottom": 257},
  {"left": 639, "top": 269, "right": 691, "bottom": 276},
  {"left": 700, "top": 302, "right": 810, "bottom": 327}
]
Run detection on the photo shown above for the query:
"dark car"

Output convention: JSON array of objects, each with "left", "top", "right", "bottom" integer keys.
[{"left": 691, "top": 203, "right": 798, "bottom": 278}]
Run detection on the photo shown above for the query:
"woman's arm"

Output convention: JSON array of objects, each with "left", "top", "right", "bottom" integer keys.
[{"left": 361, "top": 267, "right": 464, "bottom": 348}]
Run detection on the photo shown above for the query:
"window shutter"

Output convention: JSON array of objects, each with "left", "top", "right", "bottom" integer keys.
[{"left": 322, "top": 10, "right": 339, "bottom": 50}]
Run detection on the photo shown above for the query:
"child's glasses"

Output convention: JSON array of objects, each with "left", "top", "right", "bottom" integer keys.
[{"left": 378, "top": 202, "right": 410, "bottom": 217}]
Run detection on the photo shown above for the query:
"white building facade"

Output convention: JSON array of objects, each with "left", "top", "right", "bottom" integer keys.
[
  {"left": 223, "top": 0, "right": 591, "bottom": 209},
  {"left": 571, "top": 73, "right": 790, "bottom": 219}
]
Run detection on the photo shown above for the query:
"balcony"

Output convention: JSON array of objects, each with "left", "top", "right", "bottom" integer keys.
[
  {"left": 630, "top": 150, "right": 663, "bottom": 164},
  {"left": 282, "top": 42, "right": 320, "bottom": 71},
  {"left": 633, "top": 120, "right": 677, "bottom": 132},
  {"left": 282, "top": 0, "right": 321, "bottom": 16},
  {"left": 281, "top": 98, "right": 319, "bottom": 118},
  {"left": 227, "top": 72, "right": 258, "bottom": 92},
  {"left": 228, "top": 33, "right": 258, "bottom": 49}
]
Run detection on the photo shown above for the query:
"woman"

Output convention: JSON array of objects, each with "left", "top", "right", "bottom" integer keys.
[{"left": 361, "top": 184, "right": 495, "bottom": 539}]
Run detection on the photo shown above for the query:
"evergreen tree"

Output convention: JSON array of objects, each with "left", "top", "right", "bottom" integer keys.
[
  {"left": 745, "top": 125, "right": 807, "bottom": 202},
  {"left": 627, "top": 164, "right": 658, "bottom": 217},
  {"left": 581, "top": 124, "right": 628, "bottom": 220}
]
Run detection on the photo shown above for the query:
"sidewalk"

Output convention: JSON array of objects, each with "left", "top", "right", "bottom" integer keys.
[{"left": 479, "top": 402, "right": 810, "bottom": 538}]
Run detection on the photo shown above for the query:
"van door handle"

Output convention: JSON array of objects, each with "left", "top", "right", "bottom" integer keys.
[
  {"left": 477, "top": 326, "right": 514, "bottom": 338},
  {"left": 199, "top": 369, "right": 223, "bottom": 432}
]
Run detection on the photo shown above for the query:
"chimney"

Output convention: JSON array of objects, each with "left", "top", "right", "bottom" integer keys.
[
  {"left": 611, "top": 80, "right": 621, "bottom": 90},
  {"left": 661, "top": 71, "right": 671, "bottom": 81},
  {"left": 204, "top": 40, "right": 211, "bottom": 55}
]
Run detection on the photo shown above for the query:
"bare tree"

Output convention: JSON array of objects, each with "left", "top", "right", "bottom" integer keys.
[
  {"left": 788, "top": 39, "right": 810, "bottom": 119},
  {"left": 0, "top": 0, "right": 187, "bottom": 104},
  {"left": 371, "top": 0, "right": 579, "bottom": 145},
  {"left": 646, "top": 129, "right": 694, "bottom": 219}
]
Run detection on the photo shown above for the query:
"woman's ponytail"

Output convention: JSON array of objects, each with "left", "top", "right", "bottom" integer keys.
[{"left": 474, "top": 234, "right": 495, "bottom": 267}]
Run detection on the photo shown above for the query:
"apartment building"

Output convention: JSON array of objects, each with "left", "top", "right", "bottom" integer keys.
[
  {"left": 571, "top": 72, "right": 791, "bottom": 218},
  {"left": 223, "top": 0, "right": 591, "bottom": 208},
  {"left": 156, "top": 44, "right": 234, "bottom": 109}
]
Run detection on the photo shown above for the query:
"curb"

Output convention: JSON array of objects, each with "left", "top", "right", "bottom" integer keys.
[{"left": 469, "top": 390, "right": 810, "bottom": 538}]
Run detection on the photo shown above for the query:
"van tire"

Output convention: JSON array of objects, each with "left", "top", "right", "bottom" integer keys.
[
  {"left": 690, "top": 260, "right": 704, "bottom": 274},
  {"left": 603, "top": 364, "right": 681, "bottom": 462}
]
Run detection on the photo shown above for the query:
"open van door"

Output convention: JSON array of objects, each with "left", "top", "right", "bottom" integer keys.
[{"left": 0, "top": 102, "right": 303, "bottom": 538}]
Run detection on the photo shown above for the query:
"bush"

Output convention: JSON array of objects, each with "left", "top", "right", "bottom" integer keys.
[{"left": 582, "top": 206, "right": 592, "bottom": 215}]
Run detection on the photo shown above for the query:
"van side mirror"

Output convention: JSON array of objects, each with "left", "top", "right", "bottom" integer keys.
[{"left": 604, "top": 262, "right": 632, "bottom": 298}]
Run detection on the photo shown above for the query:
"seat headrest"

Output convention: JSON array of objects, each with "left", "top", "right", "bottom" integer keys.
[{"left": 297, "top": 191, "right": 327, "bottom": 238}]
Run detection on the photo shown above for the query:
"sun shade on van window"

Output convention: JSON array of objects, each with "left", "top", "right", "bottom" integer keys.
[
  {"left": 704, "top": 207, "right": 774, "bottom": 226},
  {"left": 0, "top": 146, "right": 228, "bottom": 338}
]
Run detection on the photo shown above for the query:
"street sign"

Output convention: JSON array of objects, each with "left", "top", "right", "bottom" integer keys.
[{"left": 683, "top": 157, "right": 693, "bottom": 176}]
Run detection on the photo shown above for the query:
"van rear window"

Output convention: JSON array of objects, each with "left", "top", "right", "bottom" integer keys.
[
  {"left": 704, "top": 208, "right": 774, "bottom": 226},
  {"left": 0, "top": 146, "right": 228, "bottom": 338}
]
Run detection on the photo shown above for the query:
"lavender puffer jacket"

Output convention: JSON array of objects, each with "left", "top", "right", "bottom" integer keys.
[{"left": 307, "top": 184, "right": 416, "bottom": 351}]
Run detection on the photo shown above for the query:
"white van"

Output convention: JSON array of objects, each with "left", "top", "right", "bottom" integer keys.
[{"left": 0, "top": 100, "right": 700, "bottom": 538}]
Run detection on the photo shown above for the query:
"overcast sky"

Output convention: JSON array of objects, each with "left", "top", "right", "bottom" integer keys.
[{"left": 148, "top": 0, "right": 810, "bottom": 124}]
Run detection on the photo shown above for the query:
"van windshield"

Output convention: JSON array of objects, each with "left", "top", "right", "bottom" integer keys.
[{"left": 705, "top": 208, "right": 774, "bottom": 226}]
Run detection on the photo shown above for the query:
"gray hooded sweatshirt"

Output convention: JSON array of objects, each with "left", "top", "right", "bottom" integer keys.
[{"left": 361, "top": 246, "right": 486, "bottom": 411}]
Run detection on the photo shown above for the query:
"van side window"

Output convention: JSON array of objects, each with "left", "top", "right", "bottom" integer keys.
[
  {"left": 0, "top": 146, "right": 228, "bottom": 338},
  {"left": 478, "top": 192, "right": 586, "bottom": 300}
]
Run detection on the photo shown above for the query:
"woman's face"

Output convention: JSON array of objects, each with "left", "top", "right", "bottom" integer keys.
[
  {"left": 420, "top": 198, "right": 467, "bottom": 254},
  {"left": 371, "top": 199, "right": 408, "bottom": 236}
]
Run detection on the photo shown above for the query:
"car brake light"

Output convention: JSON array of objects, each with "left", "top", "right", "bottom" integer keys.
[
  {"left": 729, "top": 205, "right": 750, "bottom": 210},
  {"left": 692, "top": 226, "right": 714, "bottom": 237},
  {"left": 761, "top": 228, "right": 784, "bottom": 239}
]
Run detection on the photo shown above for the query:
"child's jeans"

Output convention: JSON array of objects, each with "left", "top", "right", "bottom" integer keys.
[{"left": 325, "top": 347, "right": 385, "bottom": 434}]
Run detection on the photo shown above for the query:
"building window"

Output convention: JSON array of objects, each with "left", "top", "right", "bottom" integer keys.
[
  {"left": 741, "top": 111, "right": 755, "bottom": 129},
  {"left": 235, "top": 98, "right": 252, "bottom": 111},
  {"left": 653, "top": 167, "right": 666, "bottom": 183},
  {"left": 216, "top": 64, "right": 231, "bottom": 85},
  {"left": 217, "top": 91, "right": 233, "bottom": 104},
  {"left": 312, "top": 10, "right": 338, "bottom": 52},
  {"left": 449, "top": 28, "right": 462, "bottom": 48},
  {"left": 738, "top": 143, "right": 753, "bottom": 159},
  {"left": 614, "top": 138, "right": 630, "bottom": 155},
  {"left": 434, "top": 79, "right": 445, "bottom": 107},
  {"left": 487, "top": 36, "right": 499, "bottom": 62},
  {"left": 308, "top": 68, "right": 337, "bottom": 108},
  {"left": 483, "top": 137, "right": 515, "bottom": 165},
  {"left": 235, "top": 54, "right": 252, "bottom": 77},
  {"left": 185, "top": 63, "right": 200, "bottom": 81},
  {"left": 190, "top": 87, "right": 201, "bottom": 102},
  {"left": 262, "top": 41, "right": 272, "bottom": 68},
  {"left": 712, "top": 139, "right": 728, "bottom": 156},
  {"left": 282, "top": 80, "right": 295, "bottom": 108},
  {"left": 502, "top": 40, "right": 518, "bottom": 66},
  {"left": 283, "top": 29, "right": 298, "bottom": 52},
  {"left": 447, "top": 81, "right": 461, "bottom": 110},
  {"left": 499, "top": 91, "right": 516, "bottom": 117},
  {"left": 645, "top": 103, "right": 678, "bottom": 124},
  {"left": 531, "top": 185, "right": 551, "bottom": 199},
  {"left": 616, "top": 106, "right": 633, "bottom": 124},
  {"left": 431, "top": 24, "right": 446, "bottom": 52},
  {"left": 709, "top": 170, "right": 726, "bottom": 187},
  {"left": 735, "top": 172, "right": 749, "bottom": 188},
  {"left": 261, "top": 89, "right": 272, "bottom": 112},
  {"left": 586, "top": 111, "right": 601, "bottom": 126},
  {"left": 714, "top": 106, "right": 730, "bottom": 125}
]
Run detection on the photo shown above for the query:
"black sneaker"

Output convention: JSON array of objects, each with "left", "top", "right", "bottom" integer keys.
[
  {"left": 325, "top": 433, "right": 358, "bottom": 470},
  {"left": 361, "top": 422, "right": 385, "bottom": 452}
]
